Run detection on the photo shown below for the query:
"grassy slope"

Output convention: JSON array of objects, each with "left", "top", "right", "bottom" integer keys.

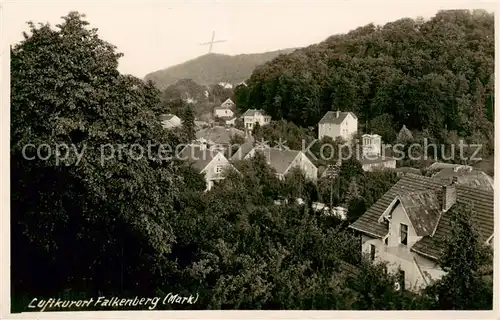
[{"left": 144, "top": 49, "right": 296, "bottom": 90}]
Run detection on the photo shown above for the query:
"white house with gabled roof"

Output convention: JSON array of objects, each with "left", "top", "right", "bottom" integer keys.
[{"left": 318, "top": 111, "right": 358, "bottom": 141}]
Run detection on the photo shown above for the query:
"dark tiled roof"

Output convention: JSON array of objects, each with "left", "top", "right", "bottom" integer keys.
[
  {"left": 349, "top": 174, "right": 444, "bottom": 238},
  {"left": 247, "top": 147, "right": 302, "bottom": 174},
  {"left": 195, "top": 126, "right": 245, "bottom": 145},
  {"left": 318, "top": 111, "right": 356, "bottom": 125},
  {"left": 433, "top": 168, "right": 494, "bottom": 191},
  {"left": 178, "top": 145, "right": 218, "bottom": 172},
  {"left": 399, "top": 191, "right": 442, "bottom": 236},
  {"left": 230, "top": 141, "right": 254, "bottom": 161},
  {"left": 411, "top": 185, "right": 494, "bottom": 260},
  {"left": 349, "top": 173, "right": 494, "bottom": 261}
]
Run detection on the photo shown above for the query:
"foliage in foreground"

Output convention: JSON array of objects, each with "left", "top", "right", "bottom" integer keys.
[{"left": 10, "top": 12, "right": 493, "bottom": 312}]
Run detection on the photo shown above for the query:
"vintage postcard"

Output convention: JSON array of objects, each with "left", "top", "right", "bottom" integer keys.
[{"left": 2, "top": 0, "right": 498, "bottom": 319}]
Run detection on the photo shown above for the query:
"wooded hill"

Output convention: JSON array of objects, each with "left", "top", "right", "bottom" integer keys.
[
  {"left": 144, "top": 49, "right": 296, "bottom": 90},
  {"left": 234, "top": 10, "right": 494, "bottom": 150}
]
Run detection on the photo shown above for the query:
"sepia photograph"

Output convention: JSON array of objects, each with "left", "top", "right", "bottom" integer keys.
[{"left": 3, "top": 0, "right": 498, "bottom": 317}]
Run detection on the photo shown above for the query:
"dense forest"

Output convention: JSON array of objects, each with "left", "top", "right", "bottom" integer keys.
[
  {"left": 234, "top": 10, "right": 494, "bottom": 155},
  {"left": 10, "top": 11, "right": 493, "bottom": 312}
]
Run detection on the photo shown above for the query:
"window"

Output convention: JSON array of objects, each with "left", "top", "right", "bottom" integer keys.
[
  {"left": 215, "top": 165, "right": 223, "bottom": 173},
  {"left": 400, "top": 223, "right": 408, "bottom": 245},
  {"left": 369, "top": 244, "right": 376, "bottom": 261}
]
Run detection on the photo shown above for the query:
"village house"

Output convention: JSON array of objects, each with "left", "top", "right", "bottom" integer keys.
[
  {"left": 214, "top": 106, "right": 234, "bottom": 119},
  {"left": 359, "top": 133, "right": 396, "bottom": 171},
  {"left": 178, "top": 144, "right": 235, "bottom": 191},
  {"left": 159, "top": 114, "right": 182, "bottom": 129},
  {"left": 214, "top": 99, "right": 235, "bottom": 118},
  {"left": 242, "top": 109, "right": 271, "bottom": 132},
  {"left": 242, "top": 147, "right": 318, "bottom": 181},
  {"left": 318, "top": 111, "right": 358, "bottom": 141},
  {"left": 195, "top": 126, "right": 251, "bottom": 152},
  {"left": 349, "top": 173, "right": 494, "bottom": 292}
]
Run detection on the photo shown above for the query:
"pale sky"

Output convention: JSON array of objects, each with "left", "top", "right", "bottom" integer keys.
[{"left": 2, "top": 0, "right": 497, "bottom": 78}]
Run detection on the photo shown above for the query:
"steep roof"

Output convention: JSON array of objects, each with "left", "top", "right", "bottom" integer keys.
[
  {"left": 195, "top": 126, "right": 245, "bottom": 145},
  {"left": 221, "top": 98, "right": 234, "bottom": 106},
  {"left": 411, "top": 185, "right": 494, "bottom": 260},
  {"left": 432, "top": 168, "right": 493, "bottom": 191},
  {"left": 318, "top": 111, "right": 357, "bottom": 125},
  {"left": 248, "top": 147, "right": 302, "bottom": 175},
  {"left": 230, "top": 141, "right": 254, "bottom": 161},
  {"left": 349, "top": 174, "right": 494, "bottom": 261},
  {"left": 178, "top": 145, "right": 218, "bottom": 172},
  {"left": 398, "top": 190, "right": 442, "bottom": 236},
  {"left": 349, "top": 174, "right": 447, "bottom": 238}
]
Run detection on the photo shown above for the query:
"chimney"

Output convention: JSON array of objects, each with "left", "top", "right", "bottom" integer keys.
[
  {"left": 441, "top": 180, "right": 457, "bottom": 212},
  {"left": 336, "top": 110, "right": 340, "bottom": 118}
]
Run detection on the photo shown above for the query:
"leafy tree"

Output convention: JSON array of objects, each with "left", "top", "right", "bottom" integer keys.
[
  {"left": 252, "top": 122, "right": 263, "bottom": 141},
  {"left": 11, "top": 12, "right": 182, "bottom": 306},
  {"left": 209, "top": 83, "right": 233, "bottom": 103},
  {"left": 242, "top": 10, "right": 494, "bottom": 160},
  {"left": 368, "top": 113, "right": 397, "bottom": 144},
  {"left": 424, "top": 204, "right": 493, "bottom": 310},
  {"left": 182, "top": 104, "right": 196, "bottom": 142}
]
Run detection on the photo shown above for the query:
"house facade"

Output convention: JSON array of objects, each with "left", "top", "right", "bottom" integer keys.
[
  {"left": 242, "top": 109, "right": 271, "bottom": 131},
  {"left": 243, "top": 147, "right": 317, "bottom": 181},
  {"left": 214, "top": 107, "right": 234, "bottom": 119},
  {"left": 359, "top": 133, "right": 396, "bottom": 171},
  {"left": 159, "top": 114, "right": 182, "bottom": 129},
  {"left": 318, "top": 111, "right": 358, "bottom": 141},
  {"left": 178, "top": 144, "right": 234, "bottom": 191},
  {"left": 349, "top": 173, "right": 494, "bottom": 292}
]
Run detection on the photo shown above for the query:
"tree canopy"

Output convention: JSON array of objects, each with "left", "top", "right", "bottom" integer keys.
[{"left": 237, "top": 10, "right": 494, "bottom": 149}]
